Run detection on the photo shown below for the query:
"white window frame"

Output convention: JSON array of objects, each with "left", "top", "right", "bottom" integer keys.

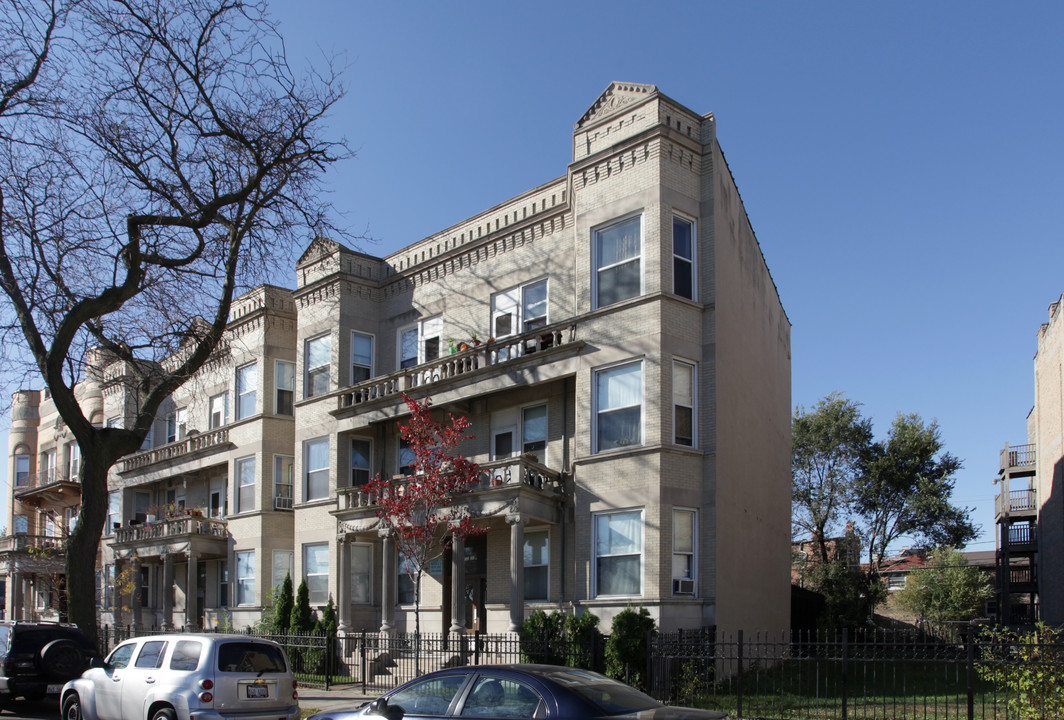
[
  {"left": 350, "top": 543, "right": 372, "bottom": 605},
  {"left": 236, "top": 362, "right": 257, "bottom": 420},
  {"left": 302, "top": 542, "right": 329, "bottom": 606},
  {"left": 592, "top": 213, "right": 643, "bottom": 309},
  {"left": 397, "top": 317, "right": 442, "bottom": 370},
  {"left": 524, "top": 529, "right": 549, "bottom": 601},
  {"left": 350, "top": 438, "right": 371, "bottom": 488},
  {"left": 304, "top": 437, "right": 330, "bottom": 502},
  {"left": 236, "top": 550, "right": 255, "bottom": 606},
  {"left": 67, "top": 442, "right": 80, "bottom": 481},
  {"left": 166, "top": 408, "right": 187, "bottom": 443},
  {"left": 672, "top": 508, "right": 697, "bottom": 596},
  {"left": 219, "top": 560, "right": 229, "bottom": 607},
  {"left": 593, "top": 508, "right": 644, "bottom": 598},
  {"left": 351, "top": 332, "right": 375, "bottom": 385},
  {"left": 672, "top": 214, "right": 696, "bottom": 300},
  {"left": 305, "top": 334, "right": 332, "bottom": 398},
  {"left": 673, "top": 359, "right": 696, "bottom": 447},
  {"left": 492, "top": 278, "right": 549, "bottom": 341},
  {"left": 210, "top": 488, "right": 227, "bottom": 519},
  {"left": 42, "top": 449, "right": 56, "bottom": 483},
  {"left": 522, "top": 404, "right": 547, "bottom": 456},
  {"left": 491, "top": 426, "right": 517, "bottom": 460},
  {"left": 275, "top": 360, "right": 296, "bottom": 415},
  {"left": 593, "top": 360, "right": 644, "bottom": 453},
  {"left": 272, "top": 549, "right": 294, "bottom": 591},
  {"left": 14, "top": 453, "right": 30, "bottom": 487},
  {"left": 274, "top": 455, "right": 294, "bottom": 510},
  {"left": 235, "top": 455, "right": 256, "bottom": 513},
  {"left": 106, "top": 491, "right": 121, "bottom": 535},
  {"left": 208, "top": 393, "right": 227, "bottom": 429}
]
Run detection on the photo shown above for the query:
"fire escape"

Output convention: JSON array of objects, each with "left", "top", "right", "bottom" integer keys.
[{"left": 995, "top": 442, "right": 1038, "bottom": 625}]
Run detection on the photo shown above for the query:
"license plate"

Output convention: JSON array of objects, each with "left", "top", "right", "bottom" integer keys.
[
  {"left": 247, "top": 685, "right": 269, "bottom": 699},
  {"left": 46, "top": 684, "right": 63, "bottom": 694}
]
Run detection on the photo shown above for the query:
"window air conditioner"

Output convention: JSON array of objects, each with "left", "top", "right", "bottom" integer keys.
[{"left": 673, "top": 578, "right": 695, "bottom": 595}]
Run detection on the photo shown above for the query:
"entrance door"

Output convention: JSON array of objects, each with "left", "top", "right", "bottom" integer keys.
[{"left": 462, "top": 536, "right": 487, "bottom": 631}]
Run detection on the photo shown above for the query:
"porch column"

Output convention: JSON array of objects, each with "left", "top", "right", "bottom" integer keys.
[
  {"left": 379, "top": 530, "right": 395, "bottom": 634},
  {"left": 161, "top": 554, "right": 174, "bottom": 630},
  {"left": 337, "top": 536, "right": 351, "bottom": 633},
  {"left": 131, "top": 558, "right": 142, "bottom": 628},
  {"left": 449, "top": 535, "right": 465, "bottom": 633},
  {"left": 506, "top": 513, "right": 527, "bottom": 633},
  {"left": 185, "top": 549, "right": 198, "bottom": 630}
]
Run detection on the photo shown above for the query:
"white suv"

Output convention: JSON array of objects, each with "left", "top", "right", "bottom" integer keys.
[{"left": 60, "top": 634, "right": 300, "bottom": 720}]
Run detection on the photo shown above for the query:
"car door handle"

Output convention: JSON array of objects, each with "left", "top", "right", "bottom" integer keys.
[{"left": 145, "top": 677, "right": 155, "bottom": 684}]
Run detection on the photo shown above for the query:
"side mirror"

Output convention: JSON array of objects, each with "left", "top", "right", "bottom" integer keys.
[
  {"left": 90, "top": 656, "right": 107, "bottom": 669},
  {"left": 368, "top": 698, "right": 404, "bottom": 720}
]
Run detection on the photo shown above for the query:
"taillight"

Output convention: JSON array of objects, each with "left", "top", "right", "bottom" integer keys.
[
  {"left": 200, "top": 692, "right": 213, "bottom": 703},
  {"left": 200, "top": 679, "right": 214, "bottom": 690}
]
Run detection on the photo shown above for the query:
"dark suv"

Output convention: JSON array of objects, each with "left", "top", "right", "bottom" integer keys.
[{"left": 0, "top": 621, "right": 98, "bottom": 711}]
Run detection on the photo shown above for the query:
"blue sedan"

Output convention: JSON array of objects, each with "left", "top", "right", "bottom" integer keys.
[{"left": 306, "top": 665, "right": 726, "bottom": 720}]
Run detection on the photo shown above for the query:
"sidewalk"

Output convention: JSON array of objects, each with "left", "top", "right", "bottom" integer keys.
[{"left": 297, "top": 684, "right": 377, "bottom": 714}]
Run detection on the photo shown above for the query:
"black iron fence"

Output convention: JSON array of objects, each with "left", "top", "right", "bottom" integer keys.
[{"left": 97, "top": 625, "right": 1064, "bottom": 718}]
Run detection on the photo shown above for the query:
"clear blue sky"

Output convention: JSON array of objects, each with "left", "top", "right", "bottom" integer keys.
[{"left": 4, "top": 1, "right": 1063, "bottom": 552}]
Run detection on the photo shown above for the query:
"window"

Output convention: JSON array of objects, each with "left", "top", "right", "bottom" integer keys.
[
  {"left": 64, "top": 506, "right": 79, "bottom": 534},
  {"left": 14, "top": 454, "right": 29, "bottom": 487},
  {"left": 389, "top": 675, "right": 466, "bottom": 718},
  {"left": 522, "top": 405, "right": 547, "bottom": 455},
  {"left": 276, "top": 360, "right": 295, "bottom": 415},
  {"left": 210, "top": 488, "right": 227, "bottom": 519},
  {"left": 461, "top": 676, "right": 543, "bottom": 719},
  {"left": 139, "top": 565, "right": 150, "bottom": 607},
  {"left": 107, "top": 643, "right": 135, "bottom": 670},
  {"left": 274, "top": 455, "right": 294, "bottom": 510},
  {"left": 673, "top": 216, "right": 695, "bottom": 299},
  {"left": 273, "top": 550, "right": 293, "bottom": 590},
  {"left": 170, "top": 640, "right": 203, "bottom": 671},
  {"left": 104, "top": 564, "right": 115, "bottom": 608},
  {"left": 140, "top": 427, "right": 153, "bottom": 451},
  {"left": 304, "top": 437, "right": 329, "bottom": 501},
  {"left": 594, "top": 361, "right": 643, "bottom": 451},
  {"left": 398, "top": 317, "right": 441, "bottom": 369},
  {"left": 594, "top": 215, "right": 642, "bottom": 308},
  {"left": 236, "top": 363, "right": 257, "bottom": 420},
  {"left": 135, "top": 640, "right": 168, "bottom": 668},
  {"left": 397, "top": 552, "right": 417, "bottom": 605},
  {"left": 492, "top": 428, "right": 515, "bottom": 460},
  {"left": 133, "top": 491, "right": 151, "bottom": 523},
  {"left": 594, "top": 509, "right": 643, "bottom": 597},
  {"left": 219, "top": 560, "right": 229, "bottom": 607},
  {"left": 524, "top": 530, "right": 549, "bottom": 601},
  {"left": 67, "top": 442, "right": 80, "bottom": 480},
  {"left": 351, "top": 439, "right": 371, "bottom": 487},
  {"left": 217, "top": 642, "right": 286, "bottom": 673},
  {"left": 166, "top": 408, "right": 187, "bottom": 443},
  {"left": 236, "top": 551, "right": 255, "bottom": 605},
  {"left": 398, "top": 438, "right": 415, "bottom": 476},
  {"left": 209, "top": 393, "right": 227, "bottom": 429},
  {"left": 106, "top": 491, "right": 121, "bottom": 534},
  {"left": 305, "top": 335, "right": 331, "bottom": 398},
  {"left": 14, "top": 515, "right": 28, "bottom": 535},
  {"left": 399, "top": 326, "right": 419, "bottom": 369},
  {"left": 42, "top": 450, "right": 56, "bottom": 483},
  {"left": 672, "top": 509, "right": 696, "bottom": 595},
  {"left": 351, "top": 544, "right": 372, "bottom": 604},
  {"left": 236, "top": 456, "right": 256, "bottom": 513},
  {"left": 303, "top": 543, "right": 329, "bottom": 605},
  {"left": 673, "top": 360, "right": 695, "bottom": 447},
  {"left": 351, "top": 332, "right": 374, "bottom": 384},
  {"left": 492, "top": 279, "right": 549, "bottom": 341}
]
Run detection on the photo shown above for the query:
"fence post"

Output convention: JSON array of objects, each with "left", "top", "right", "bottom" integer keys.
[
  {"left": 736, "top": 630, "right": 743, "bottom": 719},
  {"left": 645, "top": 630, "right": 653, "bottom": 696},
  {"left": 325, "top": 632, "right": 332, "bottom": 691},
  {"left": 966, "top": 631, "right": 975, "bottom": 720},
  {"left": 474, "top": 629, "right": 481, "bottom": 666},
  {"left": 360, "top": 631, "right": 367, "bottom": 696},
  {"left": 841, "top": 628, "right": 848, "bottom": 720}
]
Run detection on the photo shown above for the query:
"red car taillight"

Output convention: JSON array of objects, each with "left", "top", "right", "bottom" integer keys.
[{"left": 199, "top": 692, "right": 213, "bottom": 703}]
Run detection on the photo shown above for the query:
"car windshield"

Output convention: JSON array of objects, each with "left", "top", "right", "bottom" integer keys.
[
  {"left": 217, "top": 642, "right": 287, "bottom": 673},
  {"left": 544, "top": 668, "right": 660, "bottom": 714}
]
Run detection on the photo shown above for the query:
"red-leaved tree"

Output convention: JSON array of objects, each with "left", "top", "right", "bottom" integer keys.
[{"left": 363, "top": 394, "right": 485, "bottom": 638}]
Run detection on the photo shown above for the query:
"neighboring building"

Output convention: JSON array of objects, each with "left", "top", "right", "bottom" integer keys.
[
  {"left": 3, "top": 82, "right": 792, "bottom": 637},
  {"left": 791, "top": 522, "right": 860, "bottom": 588}
]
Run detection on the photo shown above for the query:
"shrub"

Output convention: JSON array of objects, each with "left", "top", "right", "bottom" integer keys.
[
  {"left": 564, "top": 610, "right": 601, "bottom": 669},
  {"left": 977, "top": 623, "right": 1064, "bottom": 720},
  {"left": 604, "top": 607, "right": 656, "bottom": 690},
  {"left": 521, "top": 609, "right": 567, "bottom": 665}
]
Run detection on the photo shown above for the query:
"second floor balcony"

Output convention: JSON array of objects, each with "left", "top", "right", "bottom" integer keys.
[
  {"left": 12, "top": 472, "right": 81, "bottom": 507},
  {"left": 111, "top": 514, "right": 228, "bottom": 547},
  {"left": 118, "top": 427, "right": 232, "bottom": 474},
  {"left": 995, "top": 487, "right": 1038, "bottom": 520},
  {"left": 0, "top": 534, "right": 68, "bottom": 556}
]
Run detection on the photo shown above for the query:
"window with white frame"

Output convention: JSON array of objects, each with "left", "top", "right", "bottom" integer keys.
[
  {"left": 522, "top": 405, "right": 547, "bottom": 455},
  {"left": 672, "top": 509, "right": 696, "bottom": 595},
  {"left": 303, "top": 543, "right": 329, "bottom": 605},
  {"left": 673, "top": 216, "right": 695, "bottom": 300},
  {"left": 397, "top": 552, "right": 417, "bottom": 605},
  {"left": 492, "top": 427, "right": 516, "bottom": 460},
  {"left": 305, "top": 335, "right": 331, "bottom": 398},
  {"left": 594, "top": 361, "right": 643, "bottom": 452},
  {"left": 14, "top": 453, "right": 30, "bottom": 487},
  {"left": 351, "top": 544, "right": 372, "bottom": 604},
  {"left": 398, "top": 317, "right": 442, "bottom": 370},
  {"left": 351, "top": 439, "right": 371, "bottom": 487},
  {"left": 351, "top": 332, "right": 374, "bottom": 384},
  {"left": 14, "top": 515, "right": 28, "bottom": 535},
  {"left": 274, "top": 455, "right": 294, "bottom": 510},
  {"left": 673, "top": 360, "right": 696, "bottom": 447},
  {"left": 67, "top": 442, "right": 80, "bottom": 480},
  {"left": 272, "top": 550, "right": 294, "bottom": 591},
  {"left": 236, "top": 551, "right": 255, "bottom": 605},
  {"left": 236, "top": 456, "right": 256, "bottom": 513},
  {"left": 236, "top": 363, "right": 257, "bottom": 420},
  {"left": 219, "top": 560, "right": 229, "bottom": 606},
  {"left": 524, "top": 530, "right": 549, "bottom": 601},
  {"left": 42, "top": 449, "right": 56, "bottom": 483},
  {"left": 133, "top": 491, "right": 150, "bottom": 523},
  {"left": 64, "top": 506, "right": 79, "bottom": 534},
  {"left": 210, "top": 488, "right": 227, "bottom": 518},
  {"left": 398, "top": 325, "right": 419, "bottom": 369},
  {"left": 492, "top": 278, "right": 549, "bottom": 340},
  {"left": 594, "top": 509, "right": 643, "bottom": 597},
  {"left": 209, "top": 393, "right": 227, "bottom": 429},
  {"left": 276, "top": 360, "right": 295, "bottom": 415},
  {"left": 166, "top": 408, "right": 187, "bottom": 443},
  {"left": 106, "top": 491, "right": 121, "bottom": 534},
  {"left": 594, "top": 215, "right": 642, "bottom": 308},
  {"left": 304, "top": 437, "right": 329, "bottom": 501}
]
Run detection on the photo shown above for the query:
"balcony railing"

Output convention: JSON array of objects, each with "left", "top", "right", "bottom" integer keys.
[
  {"left": 1005, "top": 523, "right": 1036, "bottom": 546},
  {"left": 118, "top": 427, "right": 230, "bottom": 473},
  {"left": 13, "top": 471, "right": 80, "bottom": 492},
  {"left": 1001, "top": 566, "right": 1036, "bottom": 586},
  {"left": 995, "top": 487, "right": 1037, "bottom": 516},
  {"left": 112, "top": 515, "right": 227, "bottom": 544},
  {"left": 337, "top": 456, "right": 563, "bottom": 511},
  {"left": 338, "top": 323, "right": 577, "bottom": 410},
  {"left": 1000, "top": 442, "right": 1036, "bottom": 470},
  {"left": 0, "top": 534, "right": 68, "bottom": 554}
]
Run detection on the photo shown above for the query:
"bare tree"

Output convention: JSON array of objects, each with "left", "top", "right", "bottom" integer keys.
[{"left": 0, "top": 0, "right": 346, "bottom": 646}]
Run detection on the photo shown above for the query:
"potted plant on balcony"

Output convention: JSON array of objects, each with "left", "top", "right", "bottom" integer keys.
[
  {"left": 471, "top": 333, "right": 481, "bottom": 347},
  {"left": 523, "top": 451, "right": 539, "bottom": 464}
]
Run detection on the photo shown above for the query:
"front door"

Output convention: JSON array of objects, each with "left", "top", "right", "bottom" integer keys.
[{"left": 462, "top": 535, "right": 487, "bottom": 631}]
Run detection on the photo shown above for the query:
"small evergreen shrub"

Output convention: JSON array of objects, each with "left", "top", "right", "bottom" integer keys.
[{"left": 604, "top": 607, "right": 655, "bottom": 690}]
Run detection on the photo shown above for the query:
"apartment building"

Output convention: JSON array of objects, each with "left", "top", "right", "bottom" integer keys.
[{"left": 4, "top": 82, "right": 792, "bottom": 636}]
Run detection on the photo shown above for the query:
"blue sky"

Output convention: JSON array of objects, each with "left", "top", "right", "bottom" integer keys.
[{"left": 4, "top": 1, "right": 1063, "bottom": 552}]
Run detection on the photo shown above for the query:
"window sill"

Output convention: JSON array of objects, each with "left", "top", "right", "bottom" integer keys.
[{"left": 294, "top": 497, "right": 335, "bottom": 510}]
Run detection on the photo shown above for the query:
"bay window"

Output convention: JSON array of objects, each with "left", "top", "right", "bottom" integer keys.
[
  {"left": 276, "top": 360, "right": 295, "bottom": 415},
  {"left": 594, "top": 361, "right": 643, "bottom": 452},
  {"left": 236, "top": 363, "right": 257, "bottom": 419},
  {"left": 594, "top": 509, "right": 643, "bottom": 597},
  {"left": 351, "top": 332, "right": 374, "bottom": 384},
  {"left": 304, "top": 437, "right": 329, "bottom": 501},
  {"left": 305, "top": 335, "right": 331, "bottom": 397},
  {"left": 673, "top": 215, "right": 695, "bottom": 299},
  {"left": 236, "top": 551, "right": 255, "bottom": 605},
  {"left": 303, "top": 543, "right": 329, "bottom": 605},
  {"left": 673, "top": 509, "right": 697, "bottom": 595},
  {"left": 524, "top": 530, "right": 549, "bottom": 601},
  {"left": 236, "top": 456, "right": 255, "bottom": 513},
  {"left": 594, "top": 215, "right": 642, "bottom": 308},
  {"left": 673, "top": 360, "right": 696, "bottom": 447}
]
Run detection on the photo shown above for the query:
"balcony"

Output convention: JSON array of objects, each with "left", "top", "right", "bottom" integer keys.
[
  {"left": 117, "top": 427, "right": 232, "bottom": 474},
  {"left": 0, "top": 534, "right": 68, "bottom": 555},
  {"left": 1000, "top": 442, "right": 1036, "bottom": 471},
  {"left": 12, "top": 472, "right": 81, "bottom": 507},
  {"left": 995, "top": 487, "right": 1038, "bottom": 519},
  {"left": 111, "top": 515, "right": 228, "bottom": 559},
  {"left": 1001, "top": 523, "right": 1037, "bottom": 550},
  {"left": 336, "top": 322, "right": 579, "bottom": 412}
]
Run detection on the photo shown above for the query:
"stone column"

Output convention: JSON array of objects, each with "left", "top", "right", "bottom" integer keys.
[
  {"left": 337, "top": 536, "right": 352, "bottom": 633},
  {"left": 131, "top": 558, "right": 142, "bottom": 628},
  {"left": 162, "top": 555, "right": 174, "bottom": 630},
  {"left": 506, "top": 513, "right": 527, "bottom": 633},
  {"left": 379, "top": 530, "right": 395, "bottom": 634},
  {"left": 185, "top": 550, "right": 198, "bottom": 630},
  {"left": 449, "top": 535, "right": 465, "bottom": 633}
]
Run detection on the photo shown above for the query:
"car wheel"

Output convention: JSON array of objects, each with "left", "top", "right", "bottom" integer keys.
[
  {"left": 151, "top": 706, "right": 177, "bottom": 720},
  {"left": 40, "top": 639, "right": 84, "bottom": 680},
  {"left": 62, "top": 693, "right": 82, "bottom": 720}
]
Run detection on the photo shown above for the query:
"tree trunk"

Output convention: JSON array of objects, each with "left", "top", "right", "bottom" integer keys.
[{"left": 66, "top": 446, "right": 112, "bottom": 651}]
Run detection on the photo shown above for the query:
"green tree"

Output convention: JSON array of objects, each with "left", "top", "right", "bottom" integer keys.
[
  {"left": 807, "top": 556, "right": 885, "bottom": 629},
  {"left": 604, "top": 607, "right": 655, "bottom": 690},
  {"left": 274, "top": 573, "right": 294, "bottom": 634},
  {"left": 290, "top": 579, "right": 315, "bottom": 633},
  {"left": 792, "top": 393, "right": 874, "bottom": 564},
  {"left": 895, "top": 547, "right": 992, "bottom": 626},
  {"left": 856, "top": 415, "right": 978, "bottom": 573}
]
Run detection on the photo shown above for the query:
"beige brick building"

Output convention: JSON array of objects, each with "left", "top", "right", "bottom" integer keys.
[{"left": 4, "top": 83, "right": 792, "bottom": 637}]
